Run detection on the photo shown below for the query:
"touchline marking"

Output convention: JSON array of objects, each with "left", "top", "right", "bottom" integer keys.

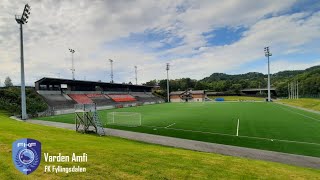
[
  {"left": 236, "top": 119, "right": 240, "bottom": 136},
  {"left": 276, "top": 105, "right": 320, "bottom": 122},
  {"left": 165, "top": 123, "right": 176, "bottom": 128},
  {"left": 142, "top": 125, "right": 235, "bottom": 137},
  {"left": 238, "top": 135, "right": 320, "bottom": 146},
  {"left": 139, "top": 125, "right": 320, "bottom": 146}
]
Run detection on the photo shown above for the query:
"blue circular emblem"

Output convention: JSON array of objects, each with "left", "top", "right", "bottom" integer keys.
[{"left": 19, "top": 149, "right": 35, "bottom": 165}]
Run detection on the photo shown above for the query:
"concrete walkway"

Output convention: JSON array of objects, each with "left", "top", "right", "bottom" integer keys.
[{"left": 27, "top": 120, "right": 320, "bottom": 169}]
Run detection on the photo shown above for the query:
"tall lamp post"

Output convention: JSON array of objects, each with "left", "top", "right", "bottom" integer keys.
[
  {"left": 134, "top": 66, "right": 138, "bottom": 85},
  {"left": 109, "top": 59, "right": 114, "bottom": 83},
  {"left": 166, "top": 63, "right": 170, "bottom": 102},
  {"left": 15, "top": 4, "right": 31, "bottom": 120},
  {"left": 69, "top": 48, "right": 75, "bottom": 80},
  {"left": 264, "top": 47, "right": 272, "bottom": 102}
]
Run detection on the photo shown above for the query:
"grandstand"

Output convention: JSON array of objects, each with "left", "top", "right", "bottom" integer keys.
[
  {"left": 35, "top": 77, "right": 164, "bottom": 115},
  {"left": 39, "top": 92, "right": 75, "bottom": 110},
  {"left": 68, "top": 94, "right": 93, "bottom": 104},
  {"left": 108, "top": 94, "right": 136, "bottom": 102}
]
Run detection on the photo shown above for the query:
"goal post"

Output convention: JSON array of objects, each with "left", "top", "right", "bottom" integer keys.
[{"left": 106, "top": 112, "right": 141, "bottom": 127}]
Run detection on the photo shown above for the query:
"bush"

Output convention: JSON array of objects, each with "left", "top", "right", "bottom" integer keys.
[{"left": 0, "top": 87, "right": 47, "bottom": 117}]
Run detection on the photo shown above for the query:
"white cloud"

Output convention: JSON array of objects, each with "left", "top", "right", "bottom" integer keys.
[{"left": 0, "top": 0, "right": 319, "bottom": 87}]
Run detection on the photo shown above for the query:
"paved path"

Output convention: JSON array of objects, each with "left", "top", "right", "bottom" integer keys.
[{"left": 27, "top": 120, "right": 320, "bottom": 169}]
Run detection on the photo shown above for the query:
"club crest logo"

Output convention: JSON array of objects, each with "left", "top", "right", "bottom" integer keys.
[{"left": 12, "top": 138, "right": 41, "bottom": 175}]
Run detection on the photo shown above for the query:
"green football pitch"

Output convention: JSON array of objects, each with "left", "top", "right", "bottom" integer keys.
[{"left": 36, "top": 102, "right": 320, "bottom": 157}]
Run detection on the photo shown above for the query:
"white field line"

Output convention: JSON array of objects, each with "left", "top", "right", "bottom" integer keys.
[
  {"left": 236, "top": 119, "right": 240, "bottom": 136},
  {"left": 276, "top": 104, "right": 320, "bottom": 122},
  {"left": 142, "top": 125, "right": 235, "bottom": 137},
  {"left": 140, "top": 125, "right": 320, "bottom": 146},
  {"left": 238, "top": 135, "right": 320, "bottom": 146},
  {"left": 165, "top": 123, "right": 176, "bottom": 128}
]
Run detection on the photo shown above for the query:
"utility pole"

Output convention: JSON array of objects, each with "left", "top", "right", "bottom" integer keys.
[
  {"left": 291, "top": 82, "right": 294, "bottom": 99},
  {"left": 297, "top": 81, "right": 299, "bottom": 99},
  {"left": 69, "top": 48, "right": 75, "bottom": 80},
  {"left": 294, "top": 81, "right": 296, "bottom": 99},
  {"left": 292, "top": 82, "right": 294, "bottom": 99},
  {"left": 15, "top": 4, "right": 30, "bottom": 120},
  {"left": 292, "top": 82, "right": 295, "bottom": 99},
  {"left": 264, "top": 47, "right": 272, "bottom": 102},
  {"left": 288, "top": 83, "right": 290, "bottom": 99},
  {"left": 166, "top": 63, "right": 170, "bottom": 102},
  {"left": 109, "top": 59, "right": 114, "bottom": 83},
  {"left": 134, "top": 66, "right": 138, "bottom": 85}
]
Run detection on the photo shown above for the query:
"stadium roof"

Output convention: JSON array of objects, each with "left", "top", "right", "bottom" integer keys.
[
  {"left": 241, "top": 88, "right": 276, "bottom": 92},
  {"left": 170, "top": 90, "right": 205, "bottom": 95},
  {"left": 35, "top": 77, "right": 154, "bottom": 88}
]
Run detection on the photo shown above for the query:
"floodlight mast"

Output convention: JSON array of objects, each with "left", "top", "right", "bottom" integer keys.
[
  {"left": 109, "top": 59, "right": 114, "bottom": 83},
  {"left": 166, "top": 63, "right": 170, "bottom": 102},
  {"left": 264, "top": 47, "right": 272, "bottom": 102},
  {"left": 69, "top": 49, "right": 75, "bottom": 80},
  {"left": 134, "top": 66, "right": 138, "bottom": 85},
  {"left": 15, "top": 4, "right": 31, "bottom": 120}
]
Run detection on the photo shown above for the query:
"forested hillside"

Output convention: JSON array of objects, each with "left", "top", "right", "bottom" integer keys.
[{"left": 145, "top": 65, "right": 320, "bottom": 98}]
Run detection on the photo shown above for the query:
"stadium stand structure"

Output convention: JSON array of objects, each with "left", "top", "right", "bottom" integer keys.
[
  {"left": 39, "top": 92, "right": 75, "bottom": 110},
  {"left": 131, "top": 92, "right": 163, "bottom": 103},
  {"left": 107, "top": 94, "right": 136, "bottom": 102},
  {"left": 86, "top": 94, "right": 115, "bottom": 106},
  {"left": 68, "top": 94, "right": 94, "bottom": 104},
  {"left": 35, "top": 77, "right": 164, "bottom": 116}
]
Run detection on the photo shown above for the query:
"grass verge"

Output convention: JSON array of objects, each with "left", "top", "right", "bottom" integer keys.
[{"left": 278, "top": 98, "right": 320, "bottom": 112}]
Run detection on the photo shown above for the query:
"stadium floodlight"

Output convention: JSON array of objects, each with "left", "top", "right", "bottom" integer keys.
[
  {"left": 109, "top": 59, "right": 114, "bottom": 83},
  {"left": 134, "top": 66, "right": 138, "bottom": 85},
  {"left": 15, "top": 4, "right": 31, "bottom": 120},
  {"left": 69, "top": 48, "right": 75, "bottom": 80},
  {"left": 166, "top": 63, "right": 170, "bottom": 102},
  {"left": 264, "top": 47, "right": 272, "bottom": 102}
]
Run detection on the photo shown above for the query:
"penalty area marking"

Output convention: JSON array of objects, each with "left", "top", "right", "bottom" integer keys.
[{"left": 165, "top": 123, "right": 176, "bottom": 129}]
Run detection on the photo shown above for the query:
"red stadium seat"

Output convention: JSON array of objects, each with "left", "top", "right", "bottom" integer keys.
[
  {"left": 68, "top": 94, "right": 93, "bottom": 104},
  {"left": 107, "top": 94, "right": 136, "bottom": 102}
]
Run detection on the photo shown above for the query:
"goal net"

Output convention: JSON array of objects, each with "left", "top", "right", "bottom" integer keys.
[{"left": 106, "top": 112, "right": 141, "bottom": 127}]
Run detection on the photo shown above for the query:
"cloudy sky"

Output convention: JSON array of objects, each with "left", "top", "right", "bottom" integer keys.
[{"left": 1, "top": 0, "right": 320, "bottom": 86}]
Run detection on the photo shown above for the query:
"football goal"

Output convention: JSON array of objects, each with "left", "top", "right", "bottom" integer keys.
[{"left": 106, "top": 112, "right": 142, "bottom": 127}]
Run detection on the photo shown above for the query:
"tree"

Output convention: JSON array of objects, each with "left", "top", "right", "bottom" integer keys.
[
  {"left": 230, "top": 83, "right": 242, "bottom": 94},
  {"left": 144, "top": 79, "right": 158, "bottom": 86},
  {"left": 4, "top": 76, "right": 13, "bottom": 87}
]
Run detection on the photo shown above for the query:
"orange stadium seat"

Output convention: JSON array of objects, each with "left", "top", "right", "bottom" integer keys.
[
  {"left": 68, "top": 94, "right": 93, "bottom": 104},
  {"left": 107, "top": 94, "right": 136, "bottom": 102}
]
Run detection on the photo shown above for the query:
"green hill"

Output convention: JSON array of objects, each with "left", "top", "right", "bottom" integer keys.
[
  {"left": 1, "top": 111, "right": 320, "bottom": 179},
  {"left": 145, "top": 65, "right": 320, "bottom": 97}
]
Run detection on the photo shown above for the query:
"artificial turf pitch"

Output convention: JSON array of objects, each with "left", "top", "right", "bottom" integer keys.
[{"left": 36, "top": 102, "right": 320, "bottom": 157}]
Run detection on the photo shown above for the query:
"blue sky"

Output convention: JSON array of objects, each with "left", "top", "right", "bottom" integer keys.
[
  {"left": 203, "top": 27, "right": 247, "bottom": 46},
  {"left": 0, "top": 0, "right": 320, "bottom": 85}
]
